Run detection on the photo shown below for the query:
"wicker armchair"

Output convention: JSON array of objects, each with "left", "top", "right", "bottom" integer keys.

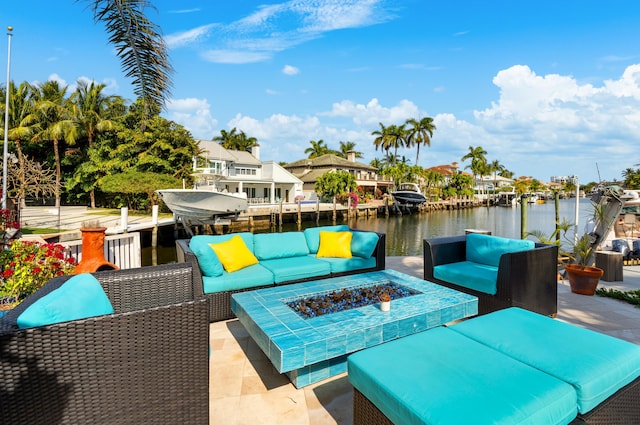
[
  {"left": 424, "top": 235, "right": 558, "bottom": 316},
  {"left": 0, "top": 263, "right": 209, "bottom": 425}
]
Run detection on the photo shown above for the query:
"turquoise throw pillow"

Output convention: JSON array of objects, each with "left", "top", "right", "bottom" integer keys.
[
  {"left": 17, "top": 273, "right": 114, "bottom": 329},
  {"left": 350, "top": 231, "right": 379, "bottom": 258}
]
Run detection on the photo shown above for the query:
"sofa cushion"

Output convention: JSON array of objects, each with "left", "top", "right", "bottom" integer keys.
[
  {"left": 209, "top": 235, "right": 259, "bottom": 273},
  {"left": 316, "top": 231, "right": 352, "bottom": 258},
  {"left": 202, "top": 264, "right": 274, "bottom": 293},
  {"left": 189, "top": 233, "right": 254, "bottom": 277},
  {"left": 303, "top": 225, "right": 350, "bottom": 254},
  {"left": 260, "top": 255, "right": 331, "bottom": 283},
  {"left": 348, "top": 326, "right": 577, "bottom": 425},
  {"left": 317, "top": 256, "right": 376, "bottom": 274},
  {"left": 433, "top": 261, "right": 499, "bottom": 294},
  {"left": 254, "top": 232, "right": 310, "bottom": 260},
  {"left": 451, "top": 307, "right": 640, "bottom": 414},
  {"left": 350, "top": 231, "right": 379, "bottom": 258},
  {"left": 466, "top": 233, "right": 534, "bottom": 267},
  {"left": 14, "top": 273, "right": 114, "bottom": 329}
]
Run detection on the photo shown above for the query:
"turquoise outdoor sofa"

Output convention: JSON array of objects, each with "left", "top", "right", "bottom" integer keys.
[
  {"left": 424, "top": 233, "right": 558, "bottom": 316},
  {"left": 176, "top": 225, "right": 385, "bottom": 321},
  {"left": 348, "top": 307, "right": 640, "bottom": 425}
]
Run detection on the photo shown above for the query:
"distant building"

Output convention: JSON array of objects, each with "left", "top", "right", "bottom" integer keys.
[
  {"left": 283, "top": 152, "right": 393, "bottom": 198},
  {"left": 194, "top": 140, "right": 303, "bottom": 204}
]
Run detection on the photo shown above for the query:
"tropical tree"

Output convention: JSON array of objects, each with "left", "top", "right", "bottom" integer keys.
[
  {"left": 70, "top": 80, "right": 120, "bottom": 207},
  {"left": 213, "top": 128, "right": 257, "bottom": 152},
  {"left": 86, "top": 0, "right": 173, "bottom": 115},
  {"left": 461, "top": 145, "right": 488, "bottom": 197},
  {"left": 372, "top": 122, "right": 392, "bottom": 162},
  {"left": 305, "top": 139, "right": 331, "bottom": 159},
  {"left": 314, "top": 170, "right": 357, "bottom": 199},
  {"left": 386, "top": 124, "right": 406, "bottom": 164},
  {"left": 424, "top": 169, "right": 445, "bottom": 200},
  {"left": 0, "top": 82, "right": 38, "bottom": 206},
  {"left": 405, "top": 116, "right": 436, "bottom": 167},
  {"left": 338, "top": 141, "right": 363, "bottom": 159},
  {"left": 487, "top": 159, "right": 506, "bottom": 193},
  {"left": 623, "top": 167, "right": 640, "bottom": 189},
  {"left": 31, "top": 81, "right": 77, "bottom": 208}
]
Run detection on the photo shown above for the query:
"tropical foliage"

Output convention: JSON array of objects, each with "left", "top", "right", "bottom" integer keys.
[{"left": 314, "top": 170, "right": 357, "bottom": 200}]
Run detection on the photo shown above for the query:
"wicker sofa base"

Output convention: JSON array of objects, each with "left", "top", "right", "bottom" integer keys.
[{"left": 353, "top": 376, "right": 640, "bottom": 425}]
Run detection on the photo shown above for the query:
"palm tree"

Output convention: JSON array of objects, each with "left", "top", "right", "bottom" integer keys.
[
  {"left": 405, "top": 116, "right": 436, "bottom": 167},
  {"left": 372, "top": 122, "right": 392, "bottom": 162},
  {"left": 213, "top": 128, "right": 239, "bottom": 147},
  {"left": 304, "top": 139, "right": 330, "bottom": 159},
  {"left": 338, "top": 141, "right": 363, "bottom": 159},
  {"left": 31, "top": 81, "right": 77, "bottom": 207},
  {"left": 387, "top": 124, "right": 407, "bottom": 164},
  {"left": 70, "top": 80, "right": 119, "bottom": 207},
  {"left": 87, "top": 0, "right": 173, "bottom": 114},
  {"left": 461, "top": 145, "right": 488, "bottom": 198},
  {"left": 1, "top": 82, "right": 38, "bottom": 206},
  {"left": 488, "top": 159, "right": 506, "bottom": 194}
]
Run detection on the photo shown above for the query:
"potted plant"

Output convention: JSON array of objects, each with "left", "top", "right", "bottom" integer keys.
[
  {"left": 528, "top": 218, "right": 604, "bottom": 296},
  {"left": 564, "top": 233, "right": 604, "bottom": 295},
  {"left": 379, "top": 292, "right": 391, "bottom": 312}
]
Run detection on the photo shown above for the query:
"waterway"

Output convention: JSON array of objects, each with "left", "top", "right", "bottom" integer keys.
[{"left": 145, "top": 198, "right": 594, "bottom": 265}]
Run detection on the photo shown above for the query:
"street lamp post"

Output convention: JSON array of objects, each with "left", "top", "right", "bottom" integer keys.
[{"left": 2, "top": 26, "right": 13, "bottom": 211}]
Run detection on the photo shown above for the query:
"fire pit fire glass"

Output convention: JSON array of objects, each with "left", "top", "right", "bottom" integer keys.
[{"left": 285, "top": 280, "right": 421, "bottom": 318}]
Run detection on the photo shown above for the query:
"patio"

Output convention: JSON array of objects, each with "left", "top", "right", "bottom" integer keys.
[{"left": 209, "top": 256, "right": 640, "bottom": 425}]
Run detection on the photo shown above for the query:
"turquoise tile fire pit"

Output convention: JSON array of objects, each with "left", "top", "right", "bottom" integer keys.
[{"left": 231, "top": 269, "right": 478, "bottom": 388}]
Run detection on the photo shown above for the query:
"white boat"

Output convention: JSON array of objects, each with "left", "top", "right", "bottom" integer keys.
[
  {"left": 391, "top": 183, "right": 427, "bottom": 205},
  {"left": 496, "top": 191, "right": 518, "bottom": 207},
  {"left": 156, "top": 189, "right": 248, "bottom": 221}
]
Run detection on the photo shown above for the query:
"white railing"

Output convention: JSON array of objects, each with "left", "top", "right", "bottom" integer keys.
[{"left": 60, "top": 232, "right": 142, "bottom": 269}]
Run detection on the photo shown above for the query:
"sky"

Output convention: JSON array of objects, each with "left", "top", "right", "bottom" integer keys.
[{"left": 4, "top": 0, "right": 640, "bottom": 184}]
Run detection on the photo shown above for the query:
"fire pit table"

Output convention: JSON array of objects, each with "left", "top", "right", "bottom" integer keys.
[{"left": 231, "top": 269, "right": 478, "bottom": 387}]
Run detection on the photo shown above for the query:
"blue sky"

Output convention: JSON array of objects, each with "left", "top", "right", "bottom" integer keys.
[{"left": 5, "top": 1, "right": 640, "bottom": 184}]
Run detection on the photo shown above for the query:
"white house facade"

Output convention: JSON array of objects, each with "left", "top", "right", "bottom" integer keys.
[{"left": 194, "top": 140, "right": 303, "bottom": 204}]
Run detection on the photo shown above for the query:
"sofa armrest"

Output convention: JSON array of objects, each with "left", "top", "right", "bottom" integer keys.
[
  {"left": 496, "top": 243, "right": 558, "bottom": 316},
  {"left": 423, "top": 235, "right": 467, "bottom": 280},
  {"left": 176, "top": 239, "right": 205, "bottom": 298}
]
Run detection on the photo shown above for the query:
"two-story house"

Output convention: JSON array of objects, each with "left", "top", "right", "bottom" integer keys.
[
  {"left": 194, "top": 140, "right": 303, "bottom": 204},
  {"left": 283, "top": 152, "right": 393, "bottom": 199}
]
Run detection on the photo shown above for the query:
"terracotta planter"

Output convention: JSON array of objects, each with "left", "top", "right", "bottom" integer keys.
[
  {"left": 565, "top": 263, "right": 604, "bottom": 296},
  {"left": 74, "top": 227, "right": 119, "bottom": 274}
]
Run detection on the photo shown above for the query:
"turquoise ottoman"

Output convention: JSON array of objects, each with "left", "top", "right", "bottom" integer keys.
[
  {"left": 451, "top": 307, "right": 640, "bottom": 422},
  {"left": 348, "top": 326, "right": 578, "bottom": 425}
]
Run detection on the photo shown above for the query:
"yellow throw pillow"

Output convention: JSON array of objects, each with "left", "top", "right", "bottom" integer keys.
[
  {"left": 316, "top": 231, "right": 353, "bottom": 258},
  {"left": 209, "top": 235, "right": 258, "bottom": 273}
]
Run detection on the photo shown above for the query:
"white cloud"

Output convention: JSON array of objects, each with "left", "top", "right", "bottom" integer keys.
[
  {"left": 165, "top": 98, "right": 217, "bottom": 139},
  {"left": 165, "top": 24, "right": 215, "bottom": 49},
  {"left": 283, "top": 65, "right": 299, "bottom": 75},
  {"left": 200, "top": 49, "right": 272, "bottom": 64}
]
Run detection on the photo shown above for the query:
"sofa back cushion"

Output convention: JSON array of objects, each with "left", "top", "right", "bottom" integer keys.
[
  {"left": 303, "top": 225, "right": 350, "bottom": 254},
  {"left": 254, "top": 232, "right": 310, "bottom": 260},
  {"left": 466, "top": 233, "right": 534, "bottom": 267},
  {"left": 189, "top": 233, "right": 254, "bottom": 277}
]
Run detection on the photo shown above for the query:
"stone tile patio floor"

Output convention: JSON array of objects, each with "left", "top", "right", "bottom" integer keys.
[{"left": 209, "top": 256, "right": 640, "bottom": 425}]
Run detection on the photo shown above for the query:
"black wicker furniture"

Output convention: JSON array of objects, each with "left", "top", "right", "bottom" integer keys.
[
  {"left": 176, "top": 228, "right": 386, "bottom": 322},
  {"left": 0, "top": 263, "right": 209, "bottom": 425},
  {"left": 423, "top": 234, "right": 558, "bottom": 316}
]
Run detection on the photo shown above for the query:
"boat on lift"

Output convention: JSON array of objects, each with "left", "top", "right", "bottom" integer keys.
[
  {"left": 156, "top": 188, "right": 248, "bottom": 221},
  {"left": 391, "top": 183, "right": 427, "bottom": 206}
]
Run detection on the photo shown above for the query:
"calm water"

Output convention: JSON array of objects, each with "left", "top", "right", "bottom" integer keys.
[{"left": 145, "top": 198, "right": 594, "bottom": 264}]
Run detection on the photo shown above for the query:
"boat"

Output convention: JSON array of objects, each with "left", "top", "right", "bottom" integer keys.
[
  {"left": 391, "top": 183, "right": 427, "bottom": 206},
  {"left": 496, "top": 190, "right": 518, "bottom": 207},
  {"left": 156, "top": 189, "right": 248, "bottom": 221}
]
